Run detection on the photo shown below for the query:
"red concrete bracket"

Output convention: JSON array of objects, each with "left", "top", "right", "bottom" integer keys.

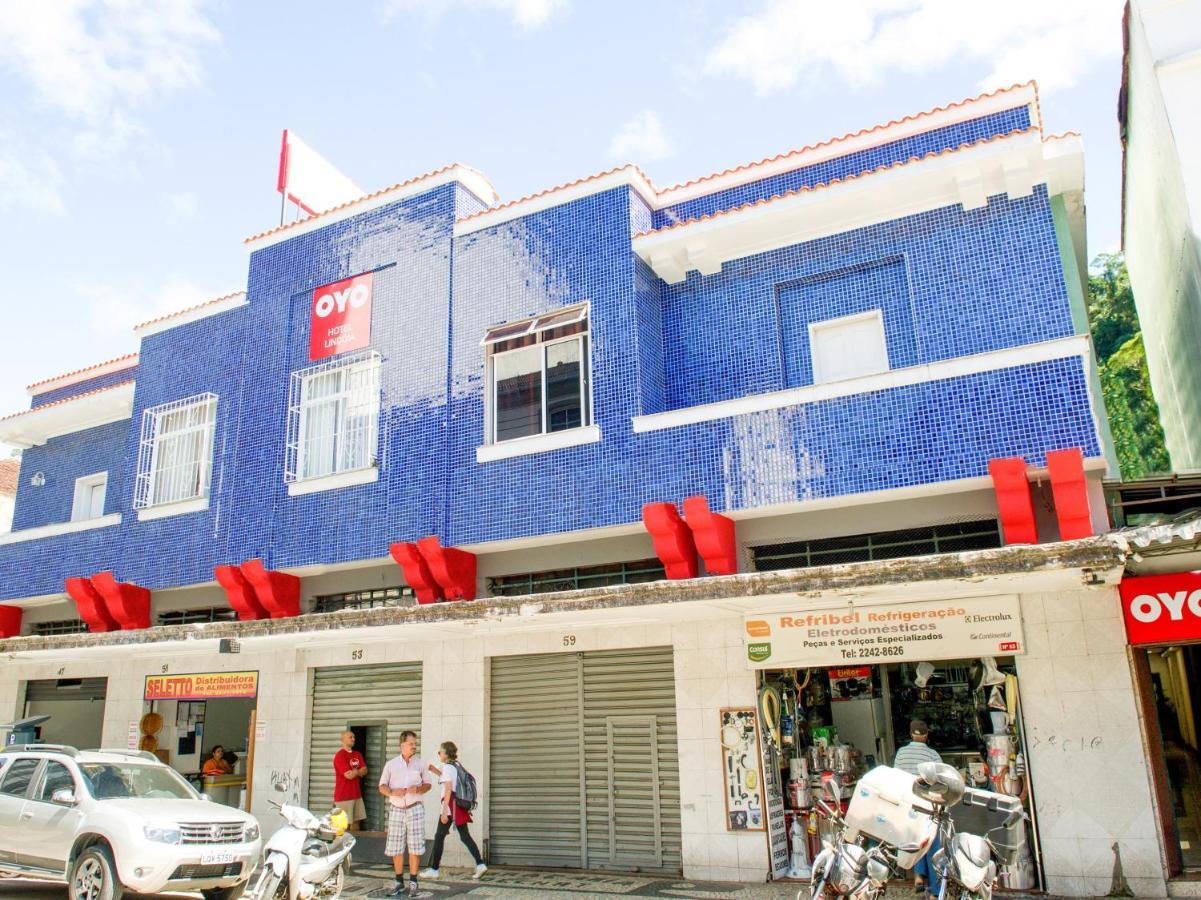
[
  {"left": 214, "top": 564, "right": 270, "bottom": 620},
  {"left": 417, "top": 536, "right": 477, "bottom": 601},
  {"left": 682, "top": 495, "right": 738, "bottom": 576},
  {"left": 90, "top": 571, "right": 151, "bottom": 630},
  {"left": 988, "top": 457, "right": 1038, "bottom": 545},
  {"left": 389, "top": 542, "right": 444, "bottom": 604},
  {"left": 240, "top": 559, "right": 300, "bottom": 618},
  {"left": 642, "top": 502, "right": 698, "bottom": 580},
  {"left": 65, "top": 576, "right": 120, "bottom": 632},
  {"left": 0, "top": 605, "right": 22, "bottom": 638},
  {"left": 1046, "top": 447, "right": 1094, "bottom": 540}
]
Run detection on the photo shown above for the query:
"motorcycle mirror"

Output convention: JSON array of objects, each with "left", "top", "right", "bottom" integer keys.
[{"left": 823, "top": 777, "right": 842, "bottom": 803}]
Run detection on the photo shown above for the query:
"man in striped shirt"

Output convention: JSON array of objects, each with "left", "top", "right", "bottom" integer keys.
[{"left": 894, "top": 720, "right": 942, "bottom": 897}]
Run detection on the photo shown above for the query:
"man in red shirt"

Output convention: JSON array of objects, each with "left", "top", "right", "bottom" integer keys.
[{"left": 333, "top": 730, "right": 368, "bottom": 831}]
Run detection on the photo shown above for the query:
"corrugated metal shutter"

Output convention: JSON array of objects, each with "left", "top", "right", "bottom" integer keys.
[
  {"left": 583, "top": 647, "right": 680, "bottom": 874},
  {"left": 24, "top": 678, "right": 108, "bottom": 702},
  {"left": 488, "top": 647, "right": 681, "bottom": 875},
  {"left": 488, "top": 652, "right": 584, "bottom": 867},
  {"left": 308, "top": 662, "right": 422, "bottom": 827}
]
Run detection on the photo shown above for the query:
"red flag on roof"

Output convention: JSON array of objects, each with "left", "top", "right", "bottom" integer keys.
[{"left": 277, "top": 129, "right": 363, "bottom": 217}]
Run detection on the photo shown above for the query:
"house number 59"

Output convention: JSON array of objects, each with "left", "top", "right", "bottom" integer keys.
[{"left": 562, "top": 635, "right": 576, "bottom": 647}]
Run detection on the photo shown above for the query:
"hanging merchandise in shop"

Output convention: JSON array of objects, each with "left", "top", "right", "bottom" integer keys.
[{"left": 743, "top": 595, "right": 1024, "bottom": 668}]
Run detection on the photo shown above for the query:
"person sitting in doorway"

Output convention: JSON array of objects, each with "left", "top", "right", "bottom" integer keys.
[{"left": 202, "top": 745, "right": 233, "bottom": 776}]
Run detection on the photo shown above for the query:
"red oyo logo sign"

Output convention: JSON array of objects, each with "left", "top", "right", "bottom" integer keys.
[
  {"left": 1119, "top": 572, "right": 1201, "bottom": 645},
  {"left": 310, "top": 272, "right": 373, "bottom": 360}
]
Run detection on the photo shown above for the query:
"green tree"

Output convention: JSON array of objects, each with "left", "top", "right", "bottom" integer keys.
[{"left": 1086, "top": 254, "right": 1170, "bottom": 478}]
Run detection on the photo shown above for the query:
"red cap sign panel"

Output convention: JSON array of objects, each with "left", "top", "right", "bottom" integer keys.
[
  {"left": 310, "top": 272, "right": 373, "bottom": 360},
  {"left": 1120, "top": 572, "right": 1201, "bottom": 645}
]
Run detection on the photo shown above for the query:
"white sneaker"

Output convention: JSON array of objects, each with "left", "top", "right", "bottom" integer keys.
[
  {"left": 418, "top": 868, "right": 440, "bottom": 879},
  {"left": 473, "top": 863, "right": 488, "bottom": 880}
]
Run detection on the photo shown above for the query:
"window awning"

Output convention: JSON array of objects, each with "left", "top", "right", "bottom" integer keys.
[{"left": 0, "top": 381, "right": 135, "bottom": 448}]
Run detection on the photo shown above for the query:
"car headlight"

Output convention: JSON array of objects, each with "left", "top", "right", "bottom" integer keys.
[
  {"left": 144, "top": 824, "right": 183, "bottom": 844},
  {"left": 244, "top": 823, "right": 260, "bottom": 843}
]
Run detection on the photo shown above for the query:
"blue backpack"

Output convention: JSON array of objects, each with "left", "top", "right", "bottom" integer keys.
[{"left": 452, "top": 762, "right": 478, "bottom": 811}]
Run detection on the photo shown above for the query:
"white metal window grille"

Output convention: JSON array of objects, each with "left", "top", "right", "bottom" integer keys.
[
  {"left": 135, "top": 394, "right": 218, "bottom": 509},
  {"left": 483, "top": 305, "right": 590, "bottom": 444},
  {"left": 285, "top": 350, "right": 381, "bottom": 483}
]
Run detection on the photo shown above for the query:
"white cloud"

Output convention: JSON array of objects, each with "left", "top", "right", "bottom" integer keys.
[
  {"left": 609, "top": 110, "right": 676, "bottom": 162},
  {"left": 165, "top": 191, "right": 200, "bottom": 221},
  {"left": 77, "top": 276, "right": 222, "bottom": 337},
  {"left": 0, "top": 1, "right": 218, "bottom": 182},
  {"left": 384, "top": 0, "right": 566, "bottom": 29},
  {"left": 705, "top": 0, "right": 1124, "bottom": 96},
  {"left": 0, "top": 150, "right": 65, "bottom": 216}
]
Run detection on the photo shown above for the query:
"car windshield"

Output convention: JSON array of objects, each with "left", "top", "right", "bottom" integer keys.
[{"left": 79, "top": 763, "right": 196, "bottom": 800}]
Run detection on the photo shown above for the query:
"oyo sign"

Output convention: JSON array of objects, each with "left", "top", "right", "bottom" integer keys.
[
  {"left": 310, "top": 272, "right": 373, "bottom": 360},
  {"left": 1120, "top": 572, "right": 1201, "bottom": 645}
]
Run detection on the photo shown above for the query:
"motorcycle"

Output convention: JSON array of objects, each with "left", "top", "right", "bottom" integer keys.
[
  {"left": 914, "top": 762, "right": 1026, "bottom": 900},
  {"left": 809, "top": 775, "right": 922, "bottom": 900},
  {"left": 247, "top": 783, "right": 356, "bottom": 900}
]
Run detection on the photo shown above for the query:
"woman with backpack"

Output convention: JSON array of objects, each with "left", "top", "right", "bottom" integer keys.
[{"left": 420, "top": 741, "right": 487, "bottom": 881}]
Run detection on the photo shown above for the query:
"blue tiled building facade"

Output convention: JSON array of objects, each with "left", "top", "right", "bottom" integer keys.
[{"left": 0, "top": 84, "right": 1104, "bottom": 604}]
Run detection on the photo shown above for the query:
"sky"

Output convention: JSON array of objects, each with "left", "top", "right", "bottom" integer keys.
[{"left": 0, "top": 0, "right": 1128, "bottom": 440}]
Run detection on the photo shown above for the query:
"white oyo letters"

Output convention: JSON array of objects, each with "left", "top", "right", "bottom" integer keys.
[
  {"left": 313, "top": 283, "right": 369, "bottom": 318},
  {"left": 1128, "top": 589, "right": 1201, "bottom": 623}
]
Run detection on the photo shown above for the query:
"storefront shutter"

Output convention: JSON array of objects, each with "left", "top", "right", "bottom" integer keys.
[
  {"left": 488, "top": 647, "right": 682, "bottom": 875},
  {"left": 24, "top": 678, "right": 108, "bottom": 702},
  {"left": 582, "top": 647, "right": 681, "bottom": 874},
  {"left": 488, "top": 652, "right": 584, "bottom": 867},
  {"left": 307, "top": 662, "right": 422, "bottom": 825}
]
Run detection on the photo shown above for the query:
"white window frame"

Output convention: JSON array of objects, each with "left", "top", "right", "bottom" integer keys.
[
  {"left": 483, "top": 305, "right": 592, "bottom": 445},
  {"left": 285, "top": 350, "right": 382, "bottom": 485},
  {"left": 808, "top": 309, "right": 890, "bottom": 385},
  {"left": 134, "top": 394, "right": 218, "bottom": 510},
  {"left": 71, "top": 472, "right": 108, "bottom": 522}
]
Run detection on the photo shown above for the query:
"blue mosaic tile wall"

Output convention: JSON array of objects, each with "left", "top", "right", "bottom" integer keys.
[
  {"left": 660, "top": 187, "right": 1073, "bottom": 410},
  {"left": 0, "top": 154, "right": 1099, "bottom": 601},
  {"left": 12, "top": 420, "right": 131, "bottom": 529},
  {"left": 653, "top": 106, "right": 1031, "bottom": 229},
  {"left": 30, "top": 368, "right": 137, "bottom": 408}
]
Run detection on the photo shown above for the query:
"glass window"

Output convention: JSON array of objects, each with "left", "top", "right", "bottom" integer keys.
[
  {"left": 37, "top": 762, "right": 76, "bottom": 802},
  {"left": 486, "top": 306, "right": 590, "bottom": 444},
  {"left": 808, "top": 310, "right": 889, "bottom": 384},
  {"left": 135, "top": 394, "right": 218, "bottom": 508},
  {"left": 0, "top": 758, "right": 41, "bottom": 797},
  {"left": 286, "top": 351, "right": 381, "bottom": 483},
  {"left": 79, "top": 763, "right": 195, "bottom": 800}
]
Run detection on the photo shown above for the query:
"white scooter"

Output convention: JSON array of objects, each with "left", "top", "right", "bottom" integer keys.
[{"left": 247, "top": 784, "right": 355, "bottom": 900}]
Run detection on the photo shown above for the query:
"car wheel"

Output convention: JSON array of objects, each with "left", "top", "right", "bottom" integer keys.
[
  {"left": 202, "top": 883, "right": 248, "bottom": 900},
  {"left": 69, "top": 846, "right": 124, "bottom": 900}
]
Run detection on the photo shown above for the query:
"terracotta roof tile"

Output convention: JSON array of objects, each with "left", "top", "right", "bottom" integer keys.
[
  {"left": 0, "top": 458, "right": 17, "bottom": 495},
  {"left": 0, "top": 380, "right": 135, "bottom": 423},
  {"left": 133, "top": 291, "right": 245, "bottom": 331},
  {"left": 455, "top": 164, "right": 657, "bottom": 227},
  {"left": 244, "top": 164, "right": 493, "bottom": 244},
  {"left": 26, "top": 353, "right": 138, "bottom": 391},
  {"left": 635, "top": 127, "right": 1037, "bottom": 238}
]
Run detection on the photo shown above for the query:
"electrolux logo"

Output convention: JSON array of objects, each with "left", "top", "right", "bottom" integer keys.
[{"left": 310, "top": 271, "right": 373, "bottom": 360}]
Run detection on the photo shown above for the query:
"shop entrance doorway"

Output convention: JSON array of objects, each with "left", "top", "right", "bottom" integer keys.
[
  {"left": 22, "top": 678, "right": 107, "bottom": 748},
  {"left": 1141, "top": 645, "right": 1201, "bottom": 869},
  {"left": 347, "top": 721, "right": 388, "bottom": 832}
]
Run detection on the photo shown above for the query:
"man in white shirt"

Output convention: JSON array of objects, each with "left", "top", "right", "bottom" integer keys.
[{"left": 378, "top": 730, "right": 432, "bottom": 897}]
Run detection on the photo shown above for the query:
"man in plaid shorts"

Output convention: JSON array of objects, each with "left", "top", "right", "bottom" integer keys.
[{"left": 378, "top": 730, "right": 432, "bottom": 896}]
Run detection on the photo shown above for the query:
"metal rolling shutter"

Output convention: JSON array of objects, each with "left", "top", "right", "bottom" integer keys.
[
  {"left": 307, "top": 663, "right": 422, "bottom": 817},
  {"left": 487, "top": 647, "right": 682, "bottom": 874},
  {"left": 24, "top": 678, "right": 108, "bottom": 702},
  {"left": 583, "top": 647, "right": 681, "bottom": 874},
  {"left": 488, "top": 653, "right": 584, "bottom": 867}
]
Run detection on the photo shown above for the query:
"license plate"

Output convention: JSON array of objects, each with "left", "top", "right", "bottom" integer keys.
[{"left": 201, "top": 851, "right": 236, "bottom": 865}]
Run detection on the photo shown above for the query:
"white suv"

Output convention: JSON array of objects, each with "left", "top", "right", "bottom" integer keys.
[{"left": 0, "top": 745, "right": 262, "bottom": 900}]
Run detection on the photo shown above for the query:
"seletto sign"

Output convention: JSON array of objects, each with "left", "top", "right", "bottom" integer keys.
[
  {"left": 144, "top": 671, "right": 259, "bottom": 701},
  {"left": 1120, "top": 572, "right": 1201, "bottom": 645},
  {"left": 743, "top": 595, "right": 1024, "bottom": 669},
  {"left": 309, "top": 272, "right": 373, "bottom": 360}
]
